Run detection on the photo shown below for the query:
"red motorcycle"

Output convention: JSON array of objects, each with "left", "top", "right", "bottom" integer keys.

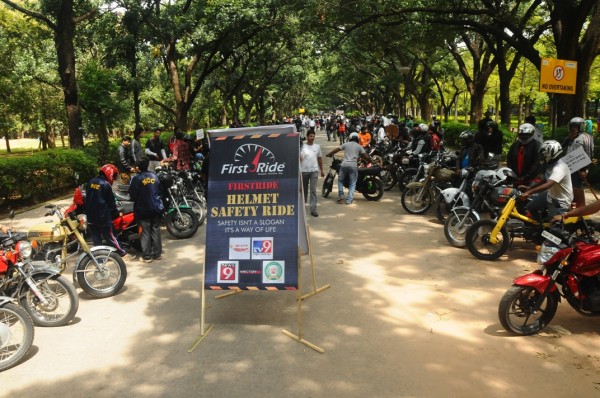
[{"left": 498, "top": 220, "right": 600, "bottom": 335}]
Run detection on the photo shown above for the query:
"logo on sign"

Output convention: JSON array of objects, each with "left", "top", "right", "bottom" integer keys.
[
  {"left": 229, "top": 237, "right": 251, "bottom": 259},
  {"left": 262, "top": 261, "right": 284, "bottom": 283},
  {"left": 221, "top": 143, "right": 286, "bottom": 175},
  {"left": 217, "top": 261, "right": 239, "bottom": 283},
  {"left": 553, "top": 66, "right": 564, "bottom": 81},
  {"left": 252, "top": 237, "right": 273, "bottom": 259}
]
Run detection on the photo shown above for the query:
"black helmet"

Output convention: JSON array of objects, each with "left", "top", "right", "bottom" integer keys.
[
  {"left": 459, "top": 130, "right": 475, "bottom": 146},
  {"left": 156, "top": 171, "right": 174, "bottom": 188},
  {"left": 486, "top": 120, "right": 498, "bottom": 130}
]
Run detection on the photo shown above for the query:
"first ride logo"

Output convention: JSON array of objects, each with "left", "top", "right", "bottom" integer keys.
[{"left": 221, "top": 143, "right": 285, "bottom": 175}]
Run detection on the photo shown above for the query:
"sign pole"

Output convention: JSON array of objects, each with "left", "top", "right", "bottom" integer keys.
[
  {"left": 301, "top": 224, "right": 331, "bottom": 300},
  {"left": 188, "top": 259, "right": 214, "bottom": 353}
]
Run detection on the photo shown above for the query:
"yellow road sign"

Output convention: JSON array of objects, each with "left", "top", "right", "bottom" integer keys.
[{"left": 540, "top": 58, "right": 577, "bottom": 94}]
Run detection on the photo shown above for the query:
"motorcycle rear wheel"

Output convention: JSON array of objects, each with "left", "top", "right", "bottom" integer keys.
[
  {"left": 20, "top": 274, "right": 79, "bottom": 327},
  {"left": 465, "top": 219, "right": 510, "bottom": 260},
  {"left": 444, "top": 209, "right": 477, "bottom": 248},
  {"left": 401, "top": 186, "right": 433, "bottom": 214},
  {"left": 381, "top": 164, "right": 396, "bottom": 191},
  {"left": 361, "top": 176, "right": 384, "bottom": 201},
  {"left": 76, "top": 250, "right": 127, "bottom": 298},
  {"left": 321, "top": 174, "right": 334, "bottom": 198},
  {"left": 166, "top": 208, "right": 199, "bottom": 239},
  {"left": 498, "top": 285, "right": 558, "bottom": 335},
  {"left": 0, "top": 302, "right": 34, "bottom": 371}
]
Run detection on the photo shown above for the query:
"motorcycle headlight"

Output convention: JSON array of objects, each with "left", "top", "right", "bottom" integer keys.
[
  {"left": 537, "top": 243, "right": 560, "bottom": 264},
  {"left": 16, "top": 241, "right": 33, "bottom": 259},
  {"left": 77, "top": 214, "right": 88, "bottom": 230}
]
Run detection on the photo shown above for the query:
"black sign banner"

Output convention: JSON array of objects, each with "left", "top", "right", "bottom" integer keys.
[{"left": 204, "top": 125, "right": 301, "bottom": 290}]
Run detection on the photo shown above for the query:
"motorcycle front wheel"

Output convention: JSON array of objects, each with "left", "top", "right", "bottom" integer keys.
[
  {"left": 401, "top": 186, "right": 433, "bottom": 214},
  {"left": 321, "top": 174, "right": 334, "bottom": 198},
  {"left": 166, "top": 208, "right": 199, "bottom": 239},
  {"left": 185, "top": 197, "right": 207, "bottom": 226},
  {"left": 465, "top": 219, "right": 510, "bottom": 260},
  {"left": 76, "top": 250, "right": 127, "bottom": 298},
  {"left": 434, "top": 193, "right": 464, "bottom": 223},
  {"left": 444, "top": 209, "right": 478, "bottom": 247},
  {"left": 0, "top": 302, "right": 34, "bottom": 371},
  {"left": 20, "top": 274, "right": 79, "bottom": 327},
  {"left": 361, "top": 176, "right": 384, "bottom": 201},
  {"left": 498, "top": 285, "right": 558, "bottom": 335}
]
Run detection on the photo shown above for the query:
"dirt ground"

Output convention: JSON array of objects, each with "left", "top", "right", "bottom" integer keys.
[{"left": 3, "top": 133, "right": 600, "bottom": 398}]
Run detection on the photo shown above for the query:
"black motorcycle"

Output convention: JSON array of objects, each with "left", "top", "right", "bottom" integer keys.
[{"left": 321, "top": 157, "right": 384, "bottom": 201}]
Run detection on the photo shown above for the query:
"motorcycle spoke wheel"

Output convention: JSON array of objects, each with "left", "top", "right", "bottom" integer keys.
[
  {"left": 401, "top": 187, "right": 432, "bottom": 214},
  {"left": 166, "top": 208, "right": 199, "bottom": 239},
  {"left": 398, "top": 169, "right": 418, "bottom": 192},
  {"left": 381, "top": 165, "right": 396, "bottom": 191},
  {"left": 362, "top": 176, "right": 384, "bottom": 201},
  {"left": 185, "top": 197, "right": 206, "bottom": 226},
  {"left": 321, "top": 174, "right": 334, "bottom": 198},
  {"left": 498, "top": 285, "right": 558, "bottom": 335},
  {"left": 77, "top": 251, "right": 127, "bottom": 298},
  {"left": 465, "top": 219, "right": 510, "bottom": 261},
  {"left": 20, "top": 275, "right": 79, "bottom": 327},
  {"left": 444, "top": 209, "right": 477, "bottom": 247},
  {"left": 0, "top": 303, "right": 34, "bottom": 371}
]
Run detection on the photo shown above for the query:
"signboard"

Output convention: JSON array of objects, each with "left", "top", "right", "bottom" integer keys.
[
  {"left": 540, "top": 58, "right": 577, "bottom": 94},
  {"left": 562, "top": 145, "right": 591, "bottom": 174},
  {"left": 195, "top": 129, "right": 204, "bottom": 140},
  {"left": 204, "top": 125, "right": 302, "bottom": 290}
]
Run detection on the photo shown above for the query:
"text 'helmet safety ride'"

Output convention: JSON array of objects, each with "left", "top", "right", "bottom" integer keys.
[
  {"left": 538, "top": 140, "right": 562, "bottom": 164},
  {"left": 100, "top": 164, "right": 118, "bottom": 185}
]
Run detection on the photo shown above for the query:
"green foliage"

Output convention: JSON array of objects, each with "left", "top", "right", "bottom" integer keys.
[{"left": 0, "top": 149, "right": 97, "bottom": 209}]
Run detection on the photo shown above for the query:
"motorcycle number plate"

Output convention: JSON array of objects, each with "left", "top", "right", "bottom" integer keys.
[{"left": 541, "top": 230, "right": 562, "bottom": 246}]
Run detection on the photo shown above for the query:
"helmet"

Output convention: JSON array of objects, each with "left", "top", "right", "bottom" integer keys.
[
  {"left": 539, "top": 140, "right": 563, "bottom": 163},
  {"left": 517, "top": 123, "right": 535, "bottom": 144},
  {"left": 495, "top": 167, "right": 516, "bottom": 182},
  {"left": 568, "top": 117, "right": 585, "bottom": 134},
  {"left": 418, "top": 123, "right": 429, "bottom": 132},
  {"left": 156, "top": 171, "right": 174, "bottom": 188},
  {"left": 486, "top": 120, "right": 498, "bottom": 130},
  {"left": 459, "top": 130, "right": 474, "bottom": 145},
  {"left": 348, "top": 132, "right": 359, "bottom": 141},
  {"left": 100, "top": 164, "right": 118, "bottom": 185}
]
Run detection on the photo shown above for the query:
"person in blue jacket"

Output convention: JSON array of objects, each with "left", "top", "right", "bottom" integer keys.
[
  {"left": 129, "top": 157, "right": 164, "bottom": 263},
  {"left": 84, "top": 164, "right": 135, "bottom": 260}
]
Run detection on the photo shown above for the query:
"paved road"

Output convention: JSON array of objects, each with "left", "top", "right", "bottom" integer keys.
[{"left": 2, "top": 132, "right": 600, "bottom": 398}]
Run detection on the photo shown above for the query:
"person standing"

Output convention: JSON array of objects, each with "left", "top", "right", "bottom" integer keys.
[
  {"left": 562, "top": 117, "right": 593, "bottom": 208},
  {"left": 145, "top": 128, "right": 167, "bottom": 171},
  {"left": 358, "top": 126, "right": 371, "bottom": 148},
  {"left": 163, "top": 131, "right": 191, "bottom": 171},
  {"left": 506, "top": 123, "right": 541, "bottom": 186},
  {"left": 131, "top": 127, "right": 145, "bottom": 164},
  {"left": 524, "top": 115, "right": 544, "bottom": 144},
  {"left": 129, "top": 158, "right": 164, "bottom": 263},
  {"left": 326, "top": 132, "right": 372, "bottom": 205},
  {"left": 300, "top": 130, "right": 324, "bottom": 217},
  {"left": 84, "top": 164, "right": 135, "bottom": 260},
  {"left": 117, "top": 136, "right": 136, "bottom": 184}
]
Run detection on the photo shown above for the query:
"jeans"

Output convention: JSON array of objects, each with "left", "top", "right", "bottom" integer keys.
[
  {"left": 338, "top": 165, "right": 358, "bottom": 203},
  {"left": 139, "top": 214, "right": 162, "bottom": 260},
  {"left": 526, "top": 192, "right": 569, "bottom": 222},
  {"left": 89, "top": 223, "right": 126, "bottom": 256},
  {"left": 302, "top": 171, "right": 319, "bottom": 214}
]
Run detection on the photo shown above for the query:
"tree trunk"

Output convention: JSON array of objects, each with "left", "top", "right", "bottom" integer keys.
[
  {"left": 3, "top": 133, "right": 10, "bottom": 153},
  {"left": 55, "top": 0, "right": 83, "bottom": 149}
]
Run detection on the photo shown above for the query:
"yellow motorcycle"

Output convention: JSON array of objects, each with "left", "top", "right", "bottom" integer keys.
[
  {"left": 465, "top": 187, "right": 583, "bottom": 261},
  {"left": 26, "top": 204, "right": 127, "bottom": 298}
]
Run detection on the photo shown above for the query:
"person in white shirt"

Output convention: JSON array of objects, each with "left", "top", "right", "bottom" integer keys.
[
  {"left": 521, "top": 140, "right": 573, "bottom": 220},
  {"left": 300, "top": 130, "right": 324, "bottom": 217}
]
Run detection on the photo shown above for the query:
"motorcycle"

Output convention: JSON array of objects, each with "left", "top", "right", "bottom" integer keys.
[
  {"left": 0, "top": 295, "right": 34, "bottom": 371},
  {"left": 498, "top": 221, "right": 600, "bottom": 335},
  {"left": 27, "top": 205, "right": 127, "bottom": 299},
  {"left": 464, "top": 189, "right": 581, "bottom": 261},
  {"left": 400, "top": 152, "right": 458, "bottom": 215},
  {"left": 443, "top": 169, "right": 507, "bottom": 247},
  {"left": 1, "top": 228, "right": 79, "bottom": 327},
  {"left": 321, "top": 156, "right": 384, "bottom": 201}
]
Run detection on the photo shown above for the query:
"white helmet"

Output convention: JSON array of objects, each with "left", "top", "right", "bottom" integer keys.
[
  {"left": 539, "top": 140, "right": 563, "bottom": 163},
  {"left": 348, "top": 132, "right": 359, "bottom": 141},
  {"left": 418, "top": 123, "right": 429, "bottom": 132},
  {"left": 568, "top": 117, "right": 585, "bottom": 134},
  {"left": 495, "top": 167, "right": 516, "bottom": 181},
  {"left": 518, "top": 123, "right": 535, "bottom": 136}
]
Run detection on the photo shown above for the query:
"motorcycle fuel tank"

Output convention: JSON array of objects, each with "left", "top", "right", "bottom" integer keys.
[
  {"left": 26, "top": 223, "right": 68, "bottom": 242},
  {"left": 571, "top": 242, "right": 600, "bottom": 277}
]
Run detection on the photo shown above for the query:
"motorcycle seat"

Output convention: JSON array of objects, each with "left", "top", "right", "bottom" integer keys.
[
  {"left": 114, "top": 190, "right": 131, "bottom": 202},
  {"left": 358, "top": 166, "right": 381, "bottom": 176},
  {"left": 117, "top": 201, "right": 134, "bottom": 214}
]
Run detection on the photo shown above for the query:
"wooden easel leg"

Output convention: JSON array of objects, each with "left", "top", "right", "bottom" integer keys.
[
  {"left": 282, "top": 249, "right": 324, "bottom": 353},
  {"left": 301, "top": 224, "right": 331, "bottom": 301},
  {"left": 188, "top": 260, "right": 214, "bottom": 353}
]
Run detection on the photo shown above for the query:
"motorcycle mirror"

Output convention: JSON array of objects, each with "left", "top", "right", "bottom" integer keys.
[{"left": 9, "top": 210, "right": 14, "bottom": 220}]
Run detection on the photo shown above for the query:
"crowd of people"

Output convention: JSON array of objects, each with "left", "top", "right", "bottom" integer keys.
[{"left": 298, "top": 111, "right": 598, "bottom": 224}]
